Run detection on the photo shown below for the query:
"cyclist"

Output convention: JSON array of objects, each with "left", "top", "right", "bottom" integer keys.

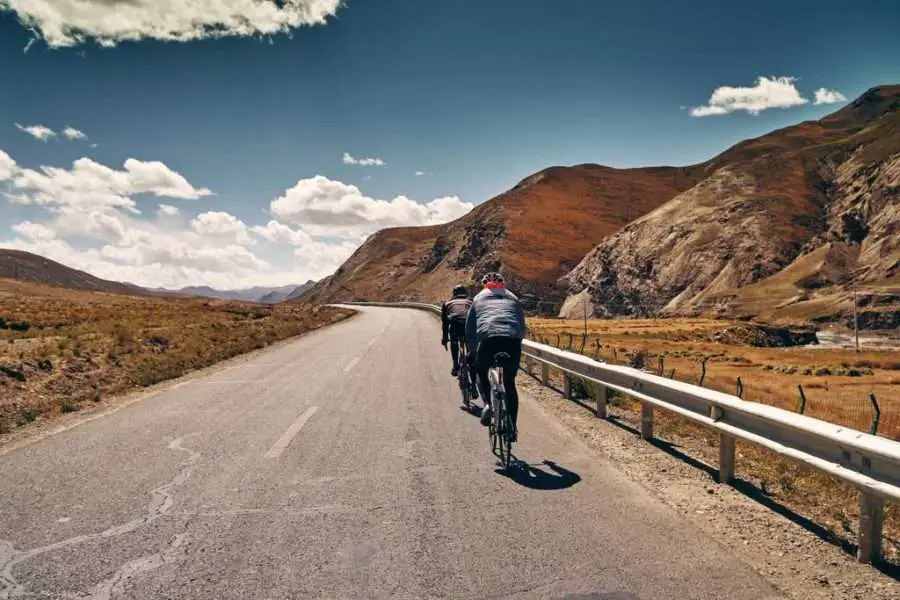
[
  {"left": 465, "top": 272, "right": 526, "bottom": 441},
  {"left": 441, "top": 285, "right": 477, "bottom": 398}
]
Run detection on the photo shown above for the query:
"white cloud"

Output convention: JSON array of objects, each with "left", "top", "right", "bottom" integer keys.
[
  {"left": 63, "top": 126, "right": 88, "bottom": 140},
  {"left": 157, "top": 203, "right": 180, "bottom": 217},
  {"left": 415, "top": 171, "right": 427, "bottom": 176},
  {"left": 690, "top": 76, "right": 809, "bottom": 117},
  {"left": 1, "top": 150, "right": 466, "bottom": 290},
  {"left": 343, "top": 152, "right": 385, "bottom": 167},
  {"left": 813, "top": 88, "right": 847, "bottom": 105},
  {"left": 15, "top": 123, "right": 56, "bottom": 141},
  {"left": 269, "top": 175, "right": 473, "bottom": 237},
  {"left": 0, "top": 0, "right": 343, "bottom": 48},
  {"left": 7, "top": 156, "right": 212, "bottom": 212},
  {"left": 11, "top": 221, "right": 56, "bottom": 242},
  {"left": 0, "top": 150, "right": 16, "bottom": 180},
  {"left": 191, "top": 210, "right": 253, "bottom": 245},
  {"left": 251, "top": 220, "right": 314, "bottom": 246}
]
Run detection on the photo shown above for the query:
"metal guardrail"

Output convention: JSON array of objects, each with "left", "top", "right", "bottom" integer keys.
[{"left": 342, "top": 301, "right": 900, "bottom": 564}]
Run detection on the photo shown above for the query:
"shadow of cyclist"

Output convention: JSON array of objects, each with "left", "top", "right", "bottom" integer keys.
[{"left": 496, "top": 459, "right": 582, "bottom": 490}]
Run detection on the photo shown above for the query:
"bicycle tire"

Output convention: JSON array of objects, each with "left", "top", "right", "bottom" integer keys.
[
  {"left": 496, "top": 391, "right": 512, "bottom": 469},
  {"left": 459, "top": 364, "right": 470, "bottom": 408}
]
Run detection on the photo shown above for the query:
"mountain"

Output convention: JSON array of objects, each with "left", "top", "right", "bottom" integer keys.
[
  {"left": 163, "top": 284, "right": 308, "bottom": 303},
  {"left": 302, "top": 164, "right": 703, "bottom": 306},
  {"left": 0, "top": 249, "right": 146, "bottom": 296},
  {"left": 562, "top": 85, "right": 900, "bottom": 328},
  {"left": 259, "top": 280, "right": 316, "bottom": 304}
]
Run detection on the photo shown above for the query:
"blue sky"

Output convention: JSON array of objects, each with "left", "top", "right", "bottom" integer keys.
[{"left": 1, "top": 0, "right": 898, "bottom": 288}]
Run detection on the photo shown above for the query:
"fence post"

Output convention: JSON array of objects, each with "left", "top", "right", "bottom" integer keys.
[
  {"left": 858, "top": 492, "right": 884, "bottom": 564},
  {"left": 541, "top": 362, "right": 549, "bottom": 386},
  {"left": 640, "top": 403, "right": 653, "bottom": 440},
  {"left": 869, "top": 393, "right": 881, "bottom": 436}
]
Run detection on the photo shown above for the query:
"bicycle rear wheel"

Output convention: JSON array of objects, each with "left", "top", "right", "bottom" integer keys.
[
  {"left": 495, "top": 392, "right": 512, "bottom": 469},
  {"left": 458, "top": 362, "right": 470, "bottom": 408}
]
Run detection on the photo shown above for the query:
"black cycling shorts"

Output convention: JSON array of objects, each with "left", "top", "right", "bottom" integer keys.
[{"left": 448, "top": 320, "right": 466, "bottom": 342}]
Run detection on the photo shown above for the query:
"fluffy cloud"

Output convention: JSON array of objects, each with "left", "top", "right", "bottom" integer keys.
[
  {"left": 63, "top": 126, "right": 88, "bottom": 140},
  {"left": 270, "top": 175, "right": 473, "bottom": 237},
  {"left": 343, "top": 152, "right": 385, "bottom": 167},
  {"left": 251, "top": 220, "right": 314, "bottom": 246},
  {"left": 0, "top": 0, "right": 343, "bottom": 48},
  {"left": 11, "top": 221, "right": 56, "bottom": 242},
  {"left": 7, "top": 156, "right": 212, "bottom": 212},
  {"left": 813, "top": 88, "right": 847, "bottom": 105},
  {"left": 0, "top": 150, "right": 16, "bottom": 180},
  {"left": 191, "top": 211, "right": 253, "bottom": 245},
  {"left": 1, "top": 149, "right": 467, "bottom": 289},
  {"left": 15, "top": 123, "right": 56, "bottom": 141},
  {"left": 157, "top": 204, "right": 180, "bottom": 217},
  {"left": 690, "top": 76, "right": 809, "bottom": 117}
]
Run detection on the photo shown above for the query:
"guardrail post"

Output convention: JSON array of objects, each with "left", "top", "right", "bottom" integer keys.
[
  {"left": 719, "top": 435, "right": 736, "bottom": 484},
  {"left": 640, "top": 403, "right": 653, "bottom": 440},
  {"left": 541, "top": 362, "right": 549, "bottom": 386},
  {"left": 858, "top": 492, "right": 884, "bottom": 564},
  {"left": 595, "top": 385, "right": 608, "bottom": 419},
  {"left": 563, "top": 374, "right": 572, "bottom": 399},
  {"left": 710, "top": 406, "right": 735, "bottom": 484}
]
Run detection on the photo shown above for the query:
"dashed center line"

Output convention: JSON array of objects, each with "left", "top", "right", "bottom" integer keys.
[
  {"left": 343, "top": 357, "right": 361, "bottom": 373},
  {"left": 264, "top": 406, "right": 319, "bottom": 459}
]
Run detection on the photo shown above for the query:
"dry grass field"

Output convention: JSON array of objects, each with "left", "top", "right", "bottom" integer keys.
[
  {"left": 0, "top": 279, "right": 353, "bottom": 436},
  {"left": 527, "top": 316, "right": 900, "bottom": 562}
]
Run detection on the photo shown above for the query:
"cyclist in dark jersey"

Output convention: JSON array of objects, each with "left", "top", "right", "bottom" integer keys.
[{"left": 441, "top": 285, "right": 477, "bottom": 398}]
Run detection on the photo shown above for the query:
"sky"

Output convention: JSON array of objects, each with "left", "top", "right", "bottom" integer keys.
[{"left": 1, "top": 0, "right": 899, "bottom": 290}]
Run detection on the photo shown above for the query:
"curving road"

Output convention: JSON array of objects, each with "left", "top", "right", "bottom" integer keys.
[{"left": 0, "top": 306, "right": 784, "bottom": 599}]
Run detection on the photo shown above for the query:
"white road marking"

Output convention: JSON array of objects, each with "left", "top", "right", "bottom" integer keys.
[
  {"left": 367, "top": 338, "right": 377, "bottom": 349},
  {"left": 264, "top": 406, "right": 319, "bottom": 459},
  {"left": 344, "top": 357, "right": 361, "bottom": 373}
]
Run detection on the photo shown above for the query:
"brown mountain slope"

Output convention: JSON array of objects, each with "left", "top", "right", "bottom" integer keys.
[
  {"left": 562, "top": 85, "right": 900, "bottom": 329},
  {"left": 304, "top": 164, "right": 703, "bottom": 305},
  {"left": 0, "top": 249, "right": 146, "bottom": 296}
]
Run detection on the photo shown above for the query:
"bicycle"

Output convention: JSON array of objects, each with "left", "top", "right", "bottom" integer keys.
[{"left": 487, "top": 352, "right": 514, "bottom": 470}]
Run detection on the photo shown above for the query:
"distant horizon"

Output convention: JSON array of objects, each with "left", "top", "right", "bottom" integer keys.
[{"left": 2, "top": 0, "right": 898, "bottom": 288}]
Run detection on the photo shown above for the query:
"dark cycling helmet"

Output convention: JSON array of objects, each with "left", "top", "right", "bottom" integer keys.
[
  {"left": 452, "top": 284, "right": 467, "bottom": 297},
  {"left": 481, "top": 272, "right": 505, "bottom": 285}
]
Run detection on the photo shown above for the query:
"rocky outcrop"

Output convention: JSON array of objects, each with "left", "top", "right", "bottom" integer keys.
[{"left": 563, "top": 85, "right": 900, "bottom": 328}]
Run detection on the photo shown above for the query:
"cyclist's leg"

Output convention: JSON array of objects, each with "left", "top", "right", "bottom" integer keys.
[
  {"left": 501, "top": 338, "right": 523, "bottom": 431},
  {"left": 474, "top": 339, "right": 493, "bottom": 422},
  {"left": 449, "top": 321, "right": 464, "bottom": 372}
]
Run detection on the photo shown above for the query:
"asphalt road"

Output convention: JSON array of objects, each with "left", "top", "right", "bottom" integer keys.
[{"left": 0, "top": 306, "right": 785, "bottom": 599}]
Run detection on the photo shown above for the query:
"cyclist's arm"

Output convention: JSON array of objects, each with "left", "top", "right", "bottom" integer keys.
[
  {"left": 440, "top": 302, "right": 449, "bottom": 341},
  {"left": 465, "top": 300, "right": 477, "bottom": 353},
  {"left": 515, "top": 301, "right": 527, "bottom": 339}
]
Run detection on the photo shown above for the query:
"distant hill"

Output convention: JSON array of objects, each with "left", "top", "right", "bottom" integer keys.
[
  {"left": 162, "top": 282, "right": 316, "bottom": 303},
  {"left": 0, "top": 249, "right": 145, "bottom": 296}
]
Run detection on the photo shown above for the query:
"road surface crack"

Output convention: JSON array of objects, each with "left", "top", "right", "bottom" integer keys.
[{"left": 0, "top": 434, "right": 201, "bottom": 600}]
